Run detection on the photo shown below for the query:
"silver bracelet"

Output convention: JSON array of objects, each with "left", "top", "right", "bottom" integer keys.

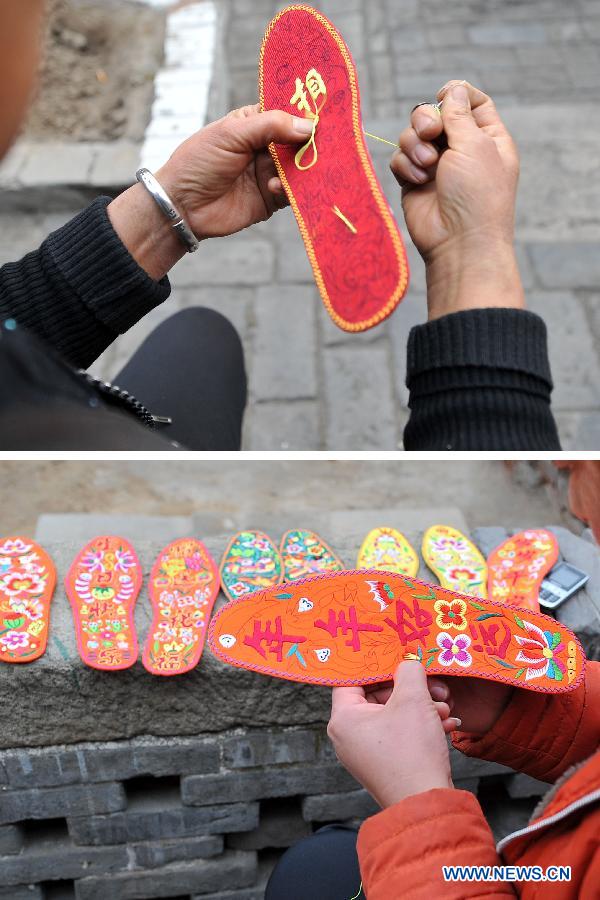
[{"left": 135, "top": 168, "right": 199, "bottom": 254}]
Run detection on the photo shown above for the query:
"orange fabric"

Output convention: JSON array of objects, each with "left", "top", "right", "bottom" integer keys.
[
  {"left": 488, "top": 530, "right": 559, "bottom": 613},
  {"left": 358, "top": 662, "right": 600, "bottom": 899},
  {"left": 209, "top": 570, "right": 585, "bottom": 693},
  {"left": 259, "top": 5, "right": 409, "bottom": 332},
  {"left": 0, "top": 536, "right": 56, "bottom": 663}
]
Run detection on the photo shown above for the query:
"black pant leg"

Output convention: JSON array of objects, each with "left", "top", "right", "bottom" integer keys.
[
  {"left": 265, "top": 825, "right": 364, "bottom": 900},
  {"left": 114, "top": 307, "right": 247, "bottom": 450}
]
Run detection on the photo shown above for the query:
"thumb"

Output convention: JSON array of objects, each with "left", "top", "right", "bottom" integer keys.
[
  {"left": 440, "top": 82, "right": 480, "bottom": 148},
  {"left": 222, "top": 109, "right": 314, "bottom": 151},
  {"left": 389, "top": 659, "right": 430, "bottom": 707}
]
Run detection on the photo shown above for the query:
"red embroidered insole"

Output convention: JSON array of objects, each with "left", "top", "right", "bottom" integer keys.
[
  {"left": 65, "top": 536, "right": 142, "bottom": 671},
  {"left": 0, "top": 536, "right": 56, "bottom": 663},
  {"left": 143, "top": 538, "right": 220, "bottom": 676},
  {"left": 260, "top": 5, "right": 409, "bottom": 332}
]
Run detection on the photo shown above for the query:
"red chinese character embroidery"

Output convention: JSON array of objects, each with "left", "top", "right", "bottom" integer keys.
[
  {"left": 244, "top": 616, "right": 307, "bottom": 662},
  {"left": 384, "top": 599, "right": 433, "bottom": 647},
  {"left": 470, "top": 619, "right": 512, "bottom": 659},
  {"left": 314, "top": 607, "right": 383, "bottom": 652}
]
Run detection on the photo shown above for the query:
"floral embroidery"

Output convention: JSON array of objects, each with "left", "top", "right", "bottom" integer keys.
[
  {"left": 357, "top": 527, "right": 419, "bottom": 577},
  {"left": 436, "top": 632, "right": 473, "bottom": 668},
  {"left": 66, "top": 537, "right": 141, "bottom": 671},
  {"left": 434, "top": 598, "right": 468, "bottom": 631},
  {"left": 220, "top": 531, "right": 283, "bottom": 601},
  {"left": 280, "top": 529, "right": 343, "bottom": 582},
  {"left": 0, "top": 537, "right": 55, "bottom": 663},
  {"left": 514, "top": 619, "right": 566, "bottom": 682},
  {"left": 143, "top": 539, "right": 219, "bottom": 675},
  {"left": 423, "top": 526, "right": 487, "bottom": 598},
  {"left": 488, "top": 530, "right": 558, "bottom": 612}
]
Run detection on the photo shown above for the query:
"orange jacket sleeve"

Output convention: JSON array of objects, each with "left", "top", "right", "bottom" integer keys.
[
  {"left": 452, "top": 662, "right": 600, "bottom": 783},
  {"left": 358, "top": 788, "right": 516, "bottom": 899}
]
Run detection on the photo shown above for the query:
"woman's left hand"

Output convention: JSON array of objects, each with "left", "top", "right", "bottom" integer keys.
[
  {"left": 327, "top": 660, "right": 457, "bottom": 809},
  {"left": 158, "top": 104, "right": 311, "bottom": 238}
]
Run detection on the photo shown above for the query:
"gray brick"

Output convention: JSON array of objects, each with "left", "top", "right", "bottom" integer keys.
[
  {"left": 449, "top": 747, "right": 514, "bottom": 780},
  {"left": 81, "top": 737, "right": 220, "bottom": 782},
  {"left": 0, "top": 837, "right": 128, "bottom": 886},
  {"left": 132, "top": 834, "right": 223, "bottom": 868},
  {"left": 244, "top": 400, "right": 321, "bottom": 450},
  {"left": 75, "top": 852, "right": 258, "bottom": 900},
  {"left": 0, "top": 824, "right": 24, "bottom": 855},
  {"left": 0, "top": 783, "right": 126, "bottom": 825},
  {"left": 529, "top": 244, "right": 600, "bottom": 289},
  {"left": 323, "top": 345, "right": 398, "bottom": 449},
  {"left": 277, "top": 240, "right": 315, "bottom": 283},
  {"left": 182, "top": 763, "right": 359, "bottom": 806},
  {"left": 505, "top": 774, "right": 549, "bottom": 799},
  {"left": 228, "top": 806, "right": 310, "bottom": 850},
  {"left": 454, "top": 778, "right": 480, "bottom": 794},
  {"left": 468, "top": 23, "right": 547, "bottom": 45},
  {"left": 0, "top": 887, "right": 42, "bottom": 900},
  {"left": 223, "top": 730, "right": 317, "bottom": 769},
  {"left": 68, "top": 802, "right": 259, "bottom": 846},
  {"left": 89, "top": 142, "right": 140, "bottom": 187},
  {"left": 2, "top": 747, "right": 83, "bottom": 789},
  {"left": 169, "top": 238, "right": 275, "bottom": 287},
  {"left": 252, "top": 285, "right": 318, "bottom": 401},
  {"left": 173, "top": 286, "right": 253, "bottom": 342},
  {"left": 302, "top": 789, "right": 379, "bottom": 822},
  {"left": 19, "top": 142, "right": 97, "bottom": 186}
]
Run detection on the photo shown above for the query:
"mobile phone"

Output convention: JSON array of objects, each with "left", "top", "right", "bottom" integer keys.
[{"left": 539, "top": 562, "right": 589, "bottom": 610}]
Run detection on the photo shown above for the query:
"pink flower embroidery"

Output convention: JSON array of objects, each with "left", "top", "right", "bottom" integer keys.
[
  {"left": 81, "top": 551, "right": 105, "bottom": 573},
  {"left": 0, "top": 539, "right": 32, "bottom": 555},
  {"left": 0, "top": 630, "right": 30, "bottom": 650},
  {"left": 436, "top": 632, "right": 472, "bottom": 668},
  {"left": 0, "top": 570, "right": 44, "bottom": 596},
  {"left": 115, "top": 550, "right": 135, "bottom": 572}
]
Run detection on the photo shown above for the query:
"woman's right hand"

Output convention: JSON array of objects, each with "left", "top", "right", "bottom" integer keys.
[
  {"left": 429, "top": 675, "right": 514, "bottom": 734},
  {"left": 390, "top": 80, "right": 525, "bottom": 320}
]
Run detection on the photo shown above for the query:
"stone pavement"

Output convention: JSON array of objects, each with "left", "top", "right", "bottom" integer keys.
[{"left": 2, "top": 0, "right": 600, "bottom": 448}]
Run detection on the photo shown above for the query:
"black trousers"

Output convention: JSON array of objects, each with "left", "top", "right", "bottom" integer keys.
[
  {"left": 265, "top": 825, "right": 365, "bottom": 900},
  {"left": 116, "top": 307, "right": 247, "bottom": 450},
  {"left": 0, "top": 307, "right": 247, "bottom": 450}
]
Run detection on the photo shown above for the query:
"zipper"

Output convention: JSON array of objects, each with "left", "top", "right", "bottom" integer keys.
[{"left": 497, "top": 787, "right": 600, "bottom": 853}]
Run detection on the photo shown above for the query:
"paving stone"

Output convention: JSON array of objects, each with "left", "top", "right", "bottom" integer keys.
[
  {"left": 529, "top": 244, "right": 600, "bottom": 289},
  {"left": 75, "top": 852, "right": 258, "bottom": 900},
  {"left": 35, "top": 515, "right": 193, "bottom": 547},
  {"left": 222, "top": 729, "right": 317, "bottom": 768},
  {"left": 19, "top": 143, "right": 97, "bottom": 187},
  {"left": 323, "top": 344, "right": 398, "bottom": 449},
  {"left": 244, "top": 400, "right": 321, "bottom": 450},
  {"left": 182, "top": 763, "right": 359, "bottom": 806},
  {"left": 252, "top": 285, "right": 317, "bottom": 401},
  {"left": 88, "top": 142, "right": 140, "bottom": 188},
  {"left": 468, "top": 23, "right": 548, "bottom": 45},
  {"left": 68, "top": 802, "right": 259, "bottom": 846},
  {"left": 302, "top": 790, "right": 379, "bottom": 822},
  {"left": 0, "top": 783, "right": 126, "bottom": 826},
  {"left": 527, "top": 292, "right": 600, "bottom": 411},
  {"left": 169, "top": 238, "right": 275, "bottom": 287},
  {"left": 0, "top": 142, "right": 32, "bottom": 185}
]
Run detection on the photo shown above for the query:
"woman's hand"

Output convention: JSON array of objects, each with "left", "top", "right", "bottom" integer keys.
[
  {"left": 158, "top": 104, "right": 311, "bottom": 238},
  {"left": 427, "top": 676, "right": 514, "bottom": 735},
  {"left": 108, "top": 105, "right": 311, "bottom": 280},
  {"left": 390, "top": 81, "right": 525, "bottom": 320},
  {"left": 327, "top": 661, "right": 457, "bottom": 809}
]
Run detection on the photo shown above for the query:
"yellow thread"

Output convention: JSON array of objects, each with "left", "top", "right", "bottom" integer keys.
[
  {"left": 332, "top": 205, "right": 358, "bottom": 234},
  {"left": 294, "top": 101, "right": 325, "bottom": 171},
  {"left": 364, "top": 131, "right": 398, "bottom": 149},
  {"left": 259, "top": 5, "right": 409, "bottom": 332}
]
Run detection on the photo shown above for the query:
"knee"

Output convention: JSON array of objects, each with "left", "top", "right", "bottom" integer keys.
[{"left": 163, "top": 307, "right": 242, "bottom": 345}]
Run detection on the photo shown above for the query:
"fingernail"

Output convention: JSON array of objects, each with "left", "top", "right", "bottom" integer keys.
[
  {"left": 410, "top": 163, "right": 428, "bottom": 182},
  {"left": 453, "top": 718, "right": 462, "bottom": 729},
  {"left": 430, "top": 684, "right": 448, "bottom": 701},
  {"left": 414, "top": 143, "right": 435, "bottom": 165},
  {"left": 293, "top": 116, "right": 314, "bottom": 134},
  {"left": 449, "top": 84, "right": 469, "bottom": 106}
]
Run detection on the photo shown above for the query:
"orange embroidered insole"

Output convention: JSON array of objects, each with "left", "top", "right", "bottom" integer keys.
[
  {"left": 220, "top": 531, "right": 283, "bottom": 602},
  {"left": 422, "top": 525, "right": 488, "bottom": 598},
  {"left": 209, "top": 570, "right": 585, "bottom": 693},
  {"left": 357, "top": 527, "right": 419, "bottom": 577},
  {"left": 260, "top": 5, "right": 409, "bottom": 332},
  {"left": 280, "top": 529, "right": 344, "bottom": 581},
  {"left": 488, "top": 529, "right": 559, "bottom": 613},
  {"left": 0, "top": 536, "right": 56, "bottom": 663},
  {"left": 65, "top": 536, "right": 142, "bottom": 671},
  {"left": 143, "top": 538, "right": 220, "bottom": 676}
]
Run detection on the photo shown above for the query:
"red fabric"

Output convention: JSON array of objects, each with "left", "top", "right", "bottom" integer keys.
[
  {"left": 260, "top": 5, "right": 409, "bottom": 331},
  {"left": 358, "top": 662, "right": 600, "bottom": 899}
]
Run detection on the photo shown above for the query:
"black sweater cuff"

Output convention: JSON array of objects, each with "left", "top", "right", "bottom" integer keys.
[
  {"left": 404, "top": 308, "right": 561, "bottom": 451},
  {"left": 46, "top": 197, "right": 171, "bottom": 334}
]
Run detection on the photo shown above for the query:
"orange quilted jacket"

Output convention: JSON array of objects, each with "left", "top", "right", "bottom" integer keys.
[{"left": 358, "top": 661, "right": 600, "bottom": 898}]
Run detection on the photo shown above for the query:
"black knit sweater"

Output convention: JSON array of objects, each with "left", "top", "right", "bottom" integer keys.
[{"left": 0, "top": 198, "right": 560, "bottom": 450}]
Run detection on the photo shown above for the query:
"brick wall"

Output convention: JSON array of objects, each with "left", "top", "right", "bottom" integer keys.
[{"left": 0, "top": 727, "right": 548, "bottom": 900}]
